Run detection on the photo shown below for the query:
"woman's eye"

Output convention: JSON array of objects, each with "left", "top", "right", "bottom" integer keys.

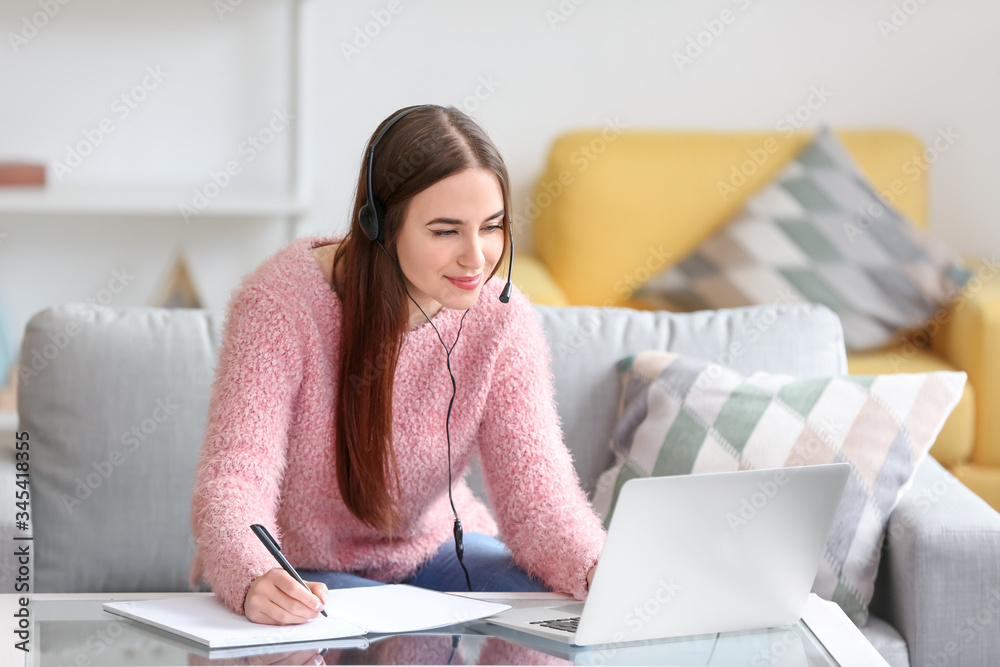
[{"left": 433, "top": 225, "right": 503, "bottom": 237}]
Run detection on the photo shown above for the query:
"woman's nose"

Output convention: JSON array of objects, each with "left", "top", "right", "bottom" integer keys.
[{"left": 459, "top": 234, "right": 485, "bottom": 269}]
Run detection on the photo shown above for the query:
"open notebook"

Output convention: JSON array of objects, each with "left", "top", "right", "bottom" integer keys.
[{"left": 102, "top": 584, "right": 511, "bottom": 649}]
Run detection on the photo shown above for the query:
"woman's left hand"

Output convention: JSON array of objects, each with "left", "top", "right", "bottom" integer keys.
[{"left": 586, "top": 564, "right": 597, "bottom": 589}]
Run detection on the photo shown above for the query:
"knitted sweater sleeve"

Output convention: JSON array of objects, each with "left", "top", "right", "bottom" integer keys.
[
  {"left": 189, "top": 285, "right": 304, "bottom": 615},
  {"left": 476, "top": 290, "right": 607, "bottom": 600}
]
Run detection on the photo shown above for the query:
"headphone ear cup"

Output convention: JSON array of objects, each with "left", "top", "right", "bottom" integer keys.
[
  {"left": 369, "top": 198, "right": 386, "bottom": 244},
  {"left": 359, "top": 203, "right": 377, "bottom": 242}
]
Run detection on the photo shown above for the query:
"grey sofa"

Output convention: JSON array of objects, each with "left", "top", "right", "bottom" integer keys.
[{"left": 6, "top": 300, "right": 1000, "bottom": 666}]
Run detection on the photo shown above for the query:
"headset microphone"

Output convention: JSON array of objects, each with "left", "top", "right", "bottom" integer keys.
[
  {"left": 499, "top": 221, "right": 514, "bottom": 303},
  {"left": 359, "top": 105, "right": 515, "bottom": 593}
]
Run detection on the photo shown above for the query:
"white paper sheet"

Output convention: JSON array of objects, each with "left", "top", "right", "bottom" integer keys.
[
  {"left": 323, "top": 584, "right": 512, "bottom": 634},
  {"left": 103, "top": 595, "right": 365, "bottom": 649},
  {"left": 102, "top": 585, "right": 511, "bottom": 649}
]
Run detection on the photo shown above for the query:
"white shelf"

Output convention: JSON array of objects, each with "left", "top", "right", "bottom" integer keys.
[
  {"left": 0, "top": 1, "right": 308, "bottom": 244},
  {"left": 0, "top": 185, "right": 307, "bottom": 218}
]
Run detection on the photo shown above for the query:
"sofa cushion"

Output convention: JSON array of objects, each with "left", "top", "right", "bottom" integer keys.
[
  {"left": 531, "top": 129, "right": 932, "bottom": 309},
  {"left": 19, "top": 305, "right": 221, "bottom": 593},
  {"left": 594, "top": 349, "right": 965, "bottom": 624},
  {"left": 631, "top": 126, "right": 971, "bottom": 352},
  {"left": 848, "top": 345, "right": 975, "bottom": 465},
  {"left": 521, "top": 302, "right": 848, "bottom": 499}
]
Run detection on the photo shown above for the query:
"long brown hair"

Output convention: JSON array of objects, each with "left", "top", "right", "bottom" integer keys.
[{"left": 330, "top": 105, "right": 512, "bottom": 535}]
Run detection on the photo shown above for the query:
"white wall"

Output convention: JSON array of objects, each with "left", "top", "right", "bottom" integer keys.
[
  {"left": 0, "top": 0, "right": 996, "bottom": 359},
  {"left": 0, "top": 0, "right": 294, "bottom": 343}
]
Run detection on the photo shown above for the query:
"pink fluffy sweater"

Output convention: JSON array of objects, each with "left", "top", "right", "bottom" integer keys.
[{"left": 188, "top": 233, "right": 607, "bottom": 615}]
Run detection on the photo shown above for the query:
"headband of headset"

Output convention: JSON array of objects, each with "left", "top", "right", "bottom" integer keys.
[{"left": 359, "top": 105, "right": 432, "bottom": 244}]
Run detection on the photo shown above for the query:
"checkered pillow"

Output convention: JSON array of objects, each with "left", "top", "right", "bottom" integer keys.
[
  {"left": 593, "top": 350, "right": 966, "bottom": 625},
  {"left": 632, "top": 126, "right": 972, "bottom": 351}
]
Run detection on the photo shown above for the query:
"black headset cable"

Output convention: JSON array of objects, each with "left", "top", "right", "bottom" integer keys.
[{"left": 375, "top": 240, "right": 474, "bottom": 592}]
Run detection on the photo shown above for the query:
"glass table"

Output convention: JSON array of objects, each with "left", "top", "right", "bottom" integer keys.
[{"left": 1, "top": 592, "right": 886, "bottom": 666}]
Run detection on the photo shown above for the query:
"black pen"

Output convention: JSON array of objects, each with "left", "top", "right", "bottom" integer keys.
[{"left": 250, "top": 523, "right": 328, "bottom": 617}]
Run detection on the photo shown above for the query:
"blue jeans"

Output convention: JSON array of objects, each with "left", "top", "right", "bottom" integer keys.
[{"left": 297, "top": 532, "right": 552, "bottom": 593}]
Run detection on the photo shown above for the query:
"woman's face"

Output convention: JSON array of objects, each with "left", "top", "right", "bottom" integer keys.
[{"left": 395, "top": 167, "right": 506, "bottom": 327}]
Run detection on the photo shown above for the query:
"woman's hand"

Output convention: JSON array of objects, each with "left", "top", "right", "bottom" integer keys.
[
  {"left": 244, "top": 568, "right": 328, "bottom": 625},
  {"left": 586, "top": 564, "right": 597, "bottom": 589}
]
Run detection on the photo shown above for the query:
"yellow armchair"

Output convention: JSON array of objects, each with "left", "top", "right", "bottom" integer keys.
[
  {"left": 930, "top": 256, "right": 1000, "bottom": 509},
  {"left": 509, "top": 128, "right": 1000, "bottom": 511}
]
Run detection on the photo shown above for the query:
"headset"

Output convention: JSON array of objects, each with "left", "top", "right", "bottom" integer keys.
[{"left": 358, "top": 105, "right": 515, "bottom": 591}]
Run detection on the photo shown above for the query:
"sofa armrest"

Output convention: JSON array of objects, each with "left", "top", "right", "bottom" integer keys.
[
  {"left": 931, "top": 254, "right": 1000, "bottom": 466},
  {"left": 870, "top": 456, "right": 1000, "bottom": 667},
  {"left": 510, "top": 252, "right": 570, "bottom": 306}
]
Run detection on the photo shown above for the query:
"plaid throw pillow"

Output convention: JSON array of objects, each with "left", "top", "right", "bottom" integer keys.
[
  {"left": 632, "top": 126, "right": 972, "bottom": 351},
  {"left": 593, "top": 350, "right": 966, "bottom": 625}
]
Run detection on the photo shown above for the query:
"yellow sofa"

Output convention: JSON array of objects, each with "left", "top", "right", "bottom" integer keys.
[{"left": 510, "top": 128, "right": 1000, "bottom": 511}]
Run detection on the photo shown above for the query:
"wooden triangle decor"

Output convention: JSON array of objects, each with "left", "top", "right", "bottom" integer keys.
[{"left": 151, "top": 252, "right": 204, "bottom": 309}]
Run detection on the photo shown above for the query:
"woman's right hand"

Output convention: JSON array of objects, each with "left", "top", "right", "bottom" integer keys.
[{"left": 244, "top": 568, "right": 328, "bottom": 625}]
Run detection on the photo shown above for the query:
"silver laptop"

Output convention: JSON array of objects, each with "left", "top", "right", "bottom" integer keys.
[{"left": 485, "top": 463, "right": 850, "bottom": 646}]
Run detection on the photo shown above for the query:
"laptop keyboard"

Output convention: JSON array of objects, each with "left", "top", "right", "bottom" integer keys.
[{"left": 530, "top": 616, "right": 580, "bottom": 633}]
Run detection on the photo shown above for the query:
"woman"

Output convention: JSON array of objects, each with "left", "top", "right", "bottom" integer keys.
[{"left": 188, "top": 104, "right": 606, "bottom": 629}]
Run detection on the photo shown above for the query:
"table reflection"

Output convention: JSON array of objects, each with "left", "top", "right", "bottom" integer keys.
[{"left": 185, "top": 634, "right": 573, "bottom": 666}]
